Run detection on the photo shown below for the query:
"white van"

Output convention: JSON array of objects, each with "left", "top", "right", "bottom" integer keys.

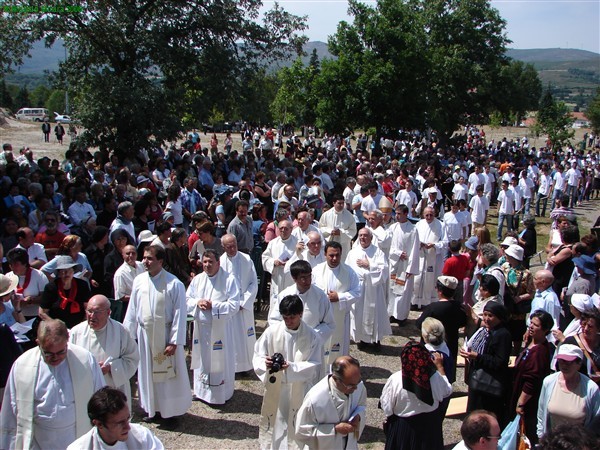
[{"left": 15, "top": 107, "right": 49, "bottom": 122}]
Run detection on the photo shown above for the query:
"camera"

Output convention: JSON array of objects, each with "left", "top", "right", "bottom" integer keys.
[{"left": 268, "top": 352, "right": 285, "bottom": 383}]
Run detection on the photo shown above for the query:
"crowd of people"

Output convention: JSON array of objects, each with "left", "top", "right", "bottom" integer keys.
[{"left": 0, "top": 125, "right": 599, "bottom": 448}]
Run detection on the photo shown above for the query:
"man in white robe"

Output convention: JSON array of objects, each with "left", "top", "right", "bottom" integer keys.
[
  {"left": 113, "top": 244, "right": 145, "bottom": 306},
  {"left": 270, "top": 261, "right": 335, "bottom": 349},
  {"left": 347, "top": 228, "right": 391, "bottom": 349},
  {"left": 295, "top": 356, "right": 367, "bottom": 450},
  {"left": 187, "top": 249, "right": 240, "bottom": 404},
  {"left": 0, "top": 319, "right": 105, "bottom": 450},
  {"left": 387, "top": 205, "right": 420, "bottom": 324},
  {"left": 365, "top": 209, "right": 392, "bottom": 257},
  {"left": 312, "top": 241, "right": 361, "bottom": 366},
  {"left": 67, "top": 387, "right": 164, "bottom": 450},
  {"left": 285, "top": 231, "right": 325, "bottom": 272},
  {"left": 220, "top": 234, "right": 258, "bottom": 374},
  {"left": 319, "top": 194, "right": 357, "bottom": 259},
  {"left": 413, "top": 207, "right": 448, "bottom": 308},
  {"left": 70, "top": 295, "right": 139, "bottom": 411},
  {"left": 254, "top": 295, "right": 322, "bottom": 450},
  {"left": 123, "top": 245, "right": 191, "bottom": 426},
  {"left": 262, "top": 220, "right": 298, "bottom": 315},
  {"left": 291, "top": 211, "right": 324, "bottom": 245}
]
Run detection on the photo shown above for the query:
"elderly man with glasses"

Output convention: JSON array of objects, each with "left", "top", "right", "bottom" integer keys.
[
  {"left": 0, "top": 319, "right": 105, "bottom": 450},
  {"left": 70, "top": 295, "right": 139, "bottom": 411},
  {"left": 295, "top": 355, "right": 367, "bottom": 449}
]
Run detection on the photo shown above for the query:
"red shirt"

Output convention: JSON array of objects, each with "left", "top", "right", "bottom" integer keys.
[
  {"left": 35, "top": 230, "right": 66, "bottom": 249},
  {"left": 442, "top": 253, "right": 471, "bottom": 281}
]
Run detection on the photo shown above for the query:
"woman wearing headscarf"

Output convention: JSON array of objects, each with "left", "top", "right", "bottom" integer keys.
[
  {"left": 460, "top": 302, "right": 512, "bottom": 427},
  {"left": 380, "top": 341, "right": 452, "bottom": 450},
  {"left": 511, "top": 309, "right": 555, "bottom": 445}
]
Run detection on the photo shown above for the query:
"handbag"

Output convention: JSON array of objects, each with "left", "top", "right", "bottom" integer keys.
[
  {"left": 468, "top": 368, "right": 503, "bottom": 397},
  {"left": 504, "top": 271, "right": 531, "bottom": 314},
  {"left": 518, "top": 416, "right": 531, "bottom": 450}
]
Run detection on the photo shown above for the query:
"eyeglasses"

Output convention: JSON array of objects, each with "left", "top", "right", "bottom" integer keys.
[
  {"left": 486, "top": 435, "right": 501, "bottom": 440},
  {"left": 333, "top": 376, "right": 361, "bottom": 390},
  {"left": 86, "top": 308, "right": 109, "bottom": 315},
  {"left": 41, "top": 347, "right": 68, "bottom": 358}
]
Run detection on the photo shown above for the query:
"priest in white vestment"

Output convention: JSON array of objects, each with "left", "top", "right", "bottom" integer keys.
[
  {"left": 123, "top": 245, "right": 191, "bottom": 423},
  {"left": 113, "top": 244, "right": 145, "bottom": 303},
  {"left": 70, "top": 295, "right": 139, "bottom": 411},
  {"left": 312, "top": 242, "right": 361, "bottom": 366},
  {"left": 285, "top": 231, "right": 325, "bottom": 271},
  {"left": 0, "top": 319, "right": 105, "bottom": 450},
  {"left": 187, "top": 249, "right": 240, "bottom": 404},
  {"left": 270, "top": 260, "right": 335, "bottom": 341},
  {"left": 360, "top": 210, "right": 392, "bottom": 257},
  {"left": 220, "top": 234, "right": 258, "bottom": 373},
  {"left": 291, "top": 211, "right": 324, "bottom": 245},
  {"left": 413, "top": 207, "right": 448, "bottom": 308},
  {"left": 347, "top": 228, "right": 391, "bottom": 348},
  {"left": 387, "top": 205, "right": 420, "bottom": 323},
  {"left": 254, "top": 295, "right": 322, "bottom": 450},
  {"left": 67, "top": 387, "right": 164, "bottom": 450},
  {"left": 318, "top": 194, "right": 357, "bottom": 259},
  {"left": 295, "top": 356, "right": 367, "bottom": 450},
  {"left": 262, "top": 220, "right": 298, "bottom": 315}
]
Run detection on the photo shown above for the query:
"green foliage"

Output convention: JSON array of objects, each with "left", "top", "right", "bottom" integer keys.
[
  {"left": 14, "top": 86, "right": 30, "bottom": 109},
  {"left": 587, "top": 88, "right": 600, "bottom": 133},
  {"left": 45, "top": 90, "right": 65, "bottom": 116},
  {"left": 312, "top": 0, "right": 510, "bottom": 141},
  {"left": 534, "top": 90, "right": 574, "bottom": 148},
  {"left": 30, "top": 85, "right": 51, "bottom": 108},
  {"left": 4, "top": 0, "right": 307, "bottom": 160},
  {"left": 494, "top": 60, "right": 542, "bottom": 124},
  {"left": 0, "top": 79, "right": 14, "bottom": 111}
]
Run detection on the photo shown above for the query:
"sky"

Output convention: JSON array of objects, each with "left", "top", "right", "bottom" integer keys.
[{"left": 261, "top": 0, "right": 600, "bottom": 54}]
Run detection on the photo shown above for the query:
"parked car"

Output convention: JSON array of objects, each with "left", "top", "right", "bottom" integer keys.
[{"left": 54, "top": 113, "right": 77, "bottom": 124}]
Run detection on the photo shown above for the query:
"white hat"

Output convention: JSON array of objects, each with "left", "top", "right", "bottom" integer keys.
[
  {"left": 0, "top": 273, "right": 18, "bottom": 297},
  {"left": 556, "top": 344, "right": 583, "bottom": 362},
  {"left": 505, "top": 244, "right": 524, "bottom": 261},
  {"left": 138, "top": 230, "right": 156, "bottom": 243},
  {"left": 437, "top": 276, "right": 458, "bottom": 290},
  {"left": 378, "top": 196, "right": 393, "bottom": 213},
  {"left": 500, "top": 237, "right": 518, "bottom": 247},
  {"left": 570, "top": 294, "right": 593, "bottom": 313}
]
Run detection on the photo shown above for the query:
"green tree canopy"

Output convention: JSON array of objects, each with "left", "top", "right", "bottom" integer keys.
[
  {"left": 313, "top": 0, "right": 510, "bottom": 143},
  {"left": 587, "top": 87, "right": 600, "bottom": 134},
  {"left": 534, "top": 90, "right": 574, "bottom": 148},
  {"left": 4, "top": 0, "right": 306, "bottom": 159}
]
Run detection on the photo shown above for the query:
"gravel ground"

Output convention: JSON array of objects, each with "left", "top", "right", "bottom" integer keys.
[{"left": 1, "top": 117, "right": 598, "bottom": 449}]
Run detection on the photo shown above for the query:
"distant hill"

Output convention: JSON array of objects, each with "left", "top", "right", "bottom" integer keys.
[{"left": 5, "top": 41, "right": 599, "bottom": 106}]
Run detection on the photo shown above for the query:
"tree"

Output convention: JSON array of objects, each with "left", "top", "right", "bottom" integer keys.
[
  {"left": 5, "top": 1, "right": 307, "bottom": 160},
  {"left": 45, "top": 90, "right": 66, "bottom": 117},
  {"left": 493, "top": 60, "right": 542, "bottom": 125},
  {"left": 533, "top": 90, "right": 574, "bottom": 148},
  {"left": 30, "top": 85, "right": 51, "bottom": 108},
  {"left": 0, "top": 79, "right": 14, "bottom": 112},
  {"left": 587, "top": 87, "right": 600, "bottom": 133},
  {"left": 314, "top": 0, "right": 509, "bottom": 144},
  {"left": 14, "top": 86, "right": 30, "bottom": 109}
]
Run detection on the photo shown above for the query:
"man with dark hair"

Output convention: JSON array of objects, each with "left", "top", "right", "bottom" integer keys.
[
  {"left": 15, "top": 227, "right": 47, "bottom": 269},
  {"left": 226, "top": 199, "right": 254, "bottom": 254},
  {"left": 0, "top": 319, "right": 105, "bottom": 450},
  {"left": 319, "top": 193, "right": 357, "bottom": 258},
  {"left": 537, "top": 424, "right": 600, "bottom": 450},
  {"left": 295, "top": 355, "right": 367, "bottom": 449},
  {"left": 312, "top": 241, "right": 361, "bottom": 367},
  {"left": 151, "top": 221, "right": 173, "bottom": 249},
  {"left": 254, "top": 295, "right": 321, "bottom": 449},
  {"left": 123, "top": 245, "right": 191, "bottom": 428},
  {"left": 186, "top": 249, "right": 240, "bottom": 404},
  {"left": 270, "top": 261, "right": 335, "bottom": 350},
  {"left": 67, "top": 387, "right": 164, "bottom": 449},
  {"left": 453, "top": 409, "right": 501, "bottom": 450}
]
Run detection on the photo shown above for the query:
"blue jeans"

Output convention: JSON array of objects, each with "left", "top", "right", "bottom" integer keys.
[
  {"left": 566, "top": 185, "right": 577, "bottom": 207},
  {"left": 551, "top": 189, "right": 563, "bottom": 207},
  {"left": 497, "top": 213, "right": 513, "bottom": 241},
  {"left": 536, "top": 194, "right": 548, "bottom": 217}
]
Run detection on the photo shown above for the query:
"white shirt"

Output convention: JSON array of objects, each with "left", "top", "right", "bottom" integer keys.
[
  {"left": 113, "top": 261, "right": 145, "bottom": 300},
  {"left": 16, "top": 243, "right": 48, "bottom": 265},
  {"left": 469, "top": 195, "right": 489, "bottom": 224},
  {"left": 67, "top": 201, "right": 97, "bottom": 226},
  {"left": 497, "top": 189, "right": 515, "bottom": 214}
]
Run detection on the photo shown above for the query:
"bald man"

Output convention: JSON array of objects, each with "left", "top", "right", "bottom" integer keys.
[
  {"left": 70, "top": 295, "right": 139, "bottom": 410},
  {"left": 286, "top": 230, "right": 325, "bottom": 271},
  {"left": 262, "top": 220, "right": 298, "bottom": 312},
  {"left": 529, "top": 270, "right": 560, "bottom": 333},
  {"left": 1, "top": 319, "right": 105, "bottom": 450},
  {"left": 295, "top": 356, "right": 367, "bottom": 449}
]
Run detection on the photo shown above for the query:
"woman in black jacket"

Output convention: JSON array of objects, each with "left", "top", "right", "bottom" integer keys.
[{"left": 460, "top": 302, "right": 512, "bottom": 427}]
